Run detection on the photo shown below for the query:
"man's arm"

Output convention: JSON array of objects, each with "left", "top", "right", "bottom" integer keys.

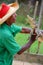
[
  {"left": 17, "top": 29, "right": 37, "bottom": 55},
  {"left": 20, "top": 27, "right": 32, "bottom": 34}
]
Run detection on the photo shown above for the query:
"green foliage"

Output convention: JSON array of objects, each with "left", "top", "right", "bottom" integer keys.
[
  {"left": 0, "top": 0, "right": 15, "bottom": 4},
  {"left": 16, "top": 15, "right": 31, "bottom": 27},
  {"left": 16, "top": 15, "right": 26, "bottom": 24},
  {"left": 29, "top": 8, "right": 34, "bottom": 17},
  {"left": 0, "top": 0, "right": 8, "bottom": 4}
]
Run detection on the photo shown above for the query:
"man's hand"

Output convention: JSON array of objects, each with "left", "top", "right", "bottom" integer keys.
[
  {"left": 20, "top": 27, "right": 31, "bottom": 34},
  {"left": 30, "top": 29, "right": 37, "bottom": 42}
]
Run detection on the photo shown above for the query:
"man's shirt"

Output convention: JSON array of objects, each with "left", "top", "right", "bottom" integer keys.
[{"left": 0, "top": 23, "right": 22, "bottom": 65}]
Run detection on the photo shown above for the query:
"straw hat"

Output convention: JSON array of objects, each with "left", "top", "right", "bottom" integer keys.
[{"left": 0, "top": 2, "right": 19, "bottom": 25}]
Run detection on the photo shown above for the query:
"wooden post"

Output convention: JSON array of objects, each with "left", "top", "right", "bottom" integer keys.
[
  {"left": 38, "top": 0, "right": 43, "bottom": 29},
  {"left": 33, "top": 1, "right": 39, "bottom": 20}
]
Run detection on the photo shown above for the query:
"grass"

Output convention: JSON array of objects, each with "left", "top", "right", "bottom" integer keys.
[{"left": 15, "top": 33, "right": 29, "bottom": 46}]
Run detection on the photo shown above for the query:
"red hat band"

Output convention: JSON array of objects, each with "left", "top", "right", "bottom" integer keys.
[{"left": 0, "top": 3, "right": 10, "bottom": 18}]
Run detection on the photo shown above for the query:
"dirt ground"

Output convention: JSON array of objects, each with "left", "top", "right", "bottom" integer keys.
[{"left": 12, "top": 60, "right": 42, "bottom": 65}]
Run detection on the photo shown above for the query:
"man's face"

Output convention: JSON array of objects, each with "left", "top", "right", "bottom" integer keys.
[{"left": 6, "top": 13, "right": 17, "bottom": 25}]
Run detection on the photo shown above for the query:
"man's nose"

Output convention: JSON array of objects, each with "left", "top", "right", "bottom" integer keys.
[{"left": 13, "top": 13, "right": 17, "bottom": 18}]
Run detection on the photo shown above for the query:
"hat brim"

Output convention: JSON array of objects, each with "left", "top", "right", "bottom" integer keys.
[{"left": 0, "top": 2, "right": 19, "bottom": 25}]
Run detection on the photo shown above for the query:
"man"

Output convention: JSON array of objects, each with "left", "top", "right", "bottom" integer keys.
[{"left": 0, "top": 2, "right": 37, "bottom": 65}]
